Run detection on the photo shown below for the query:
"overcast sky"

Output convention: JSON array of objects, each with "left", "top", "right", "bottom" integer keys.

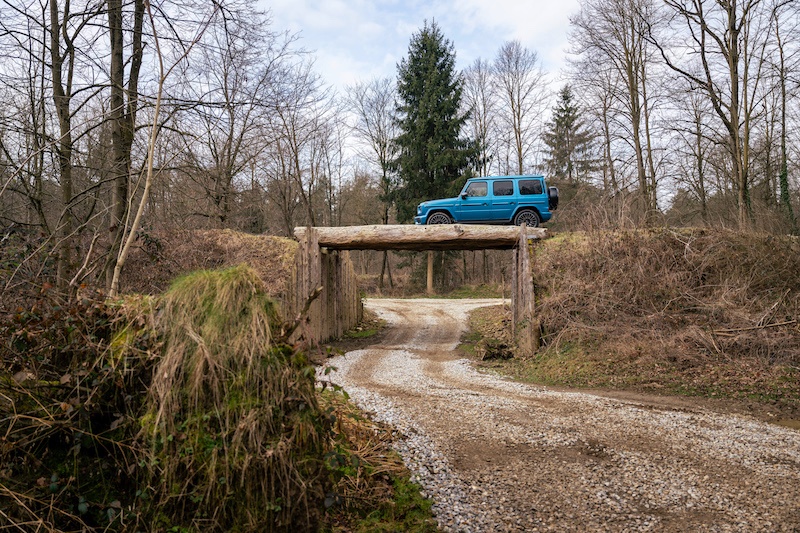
[{"left": 259, "top": 0, "right": 582, "bottom": 92}]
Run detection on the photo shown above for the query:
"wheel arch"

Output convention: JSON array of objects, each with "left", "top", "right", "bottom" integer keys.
[
  {"left": 512, "top": 206, "right": 542, "bottom": 221},
  {"left": 427, "top": 208, "right": 454, "bottom": 220}
]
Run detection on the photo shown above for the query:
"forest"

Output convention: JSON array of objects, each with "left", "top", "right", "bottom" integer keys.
[
  {"left": 2, "top": 1, "right": 800, "bottom": 530},
  {"left": 1, "top": 0, "right": 799, "bottom": 297}
]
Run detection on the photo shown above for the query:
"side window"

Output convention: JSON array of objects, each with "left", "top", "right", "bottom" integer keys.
[
  {"left": 519, "top": 179, "right": 543, "bottom": 195},
  {"left": 464, "top": 181, "right": 488, "bottom": 197},
  {"left": 493, "top": 180, "right": 514, "bottom": 196}
]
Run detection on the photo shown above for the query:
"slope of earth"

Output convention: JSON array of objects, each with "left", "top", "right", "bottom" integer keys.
[
  {"left": 524, "top": 228, "right": 800, "bottom": 412},
  {"left": 321, "top": 298, "right": 800, "bottom": 532},
  {"left": 119, "top": 229, "right": 297, "bottom": 297}
]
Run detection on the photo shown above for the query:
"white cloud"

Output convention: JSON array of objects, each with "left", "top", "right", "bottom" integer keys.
[{"left": 259, "top": 0, "right": 581, "bottom": 90}]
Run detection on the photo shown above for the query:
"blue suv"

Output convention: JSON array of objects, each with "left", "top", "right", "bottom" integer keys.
[{"left": 414, "top": 175, "right": 558, "bottom": 227}]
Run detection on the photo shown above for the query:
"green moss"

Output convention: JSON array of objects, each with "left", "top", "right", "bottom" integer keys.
[
  {"left": 352, "top": 476, "right": 437, "bottom": 533},
  {"left": 344, "top": 327, "right": 381, "bottom": 339},
  {"left": 140, "top": 265, "right": 330, "bottom": 531}
]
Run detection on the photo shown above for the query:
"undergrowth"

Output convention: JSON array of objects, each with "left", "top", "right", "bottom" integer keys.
[
  {"left": 0, "top": 287, "right": 158, "bottom": 530},
  {"left": 1, "top": 263, "right": 434, "bottom": 532},
  {"left": 319, "top": 391, "right": 437, "bottom": 533},
  {"left": 522, "top": 228, "right": 800, "bottom": 404}
]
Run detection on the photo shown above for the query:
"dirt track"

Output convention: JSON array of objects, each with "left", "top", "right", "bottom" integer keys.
[{"left": 324, "top": 298, "right": 800, "bottom": 532}]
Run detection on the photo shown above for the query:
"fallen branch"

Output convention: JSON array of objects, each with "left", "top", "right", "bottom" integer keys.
[
  {"left": 281, "top": 286, "right": 324, "bottom": 341},
  {"left": 713, "top": 320, "right": 797, "bottom": 337}
]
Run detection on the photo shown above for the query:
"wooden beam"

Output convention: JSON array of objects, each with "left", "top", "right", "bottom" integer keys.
[{"left": 294, "top": 224, "right": 549, "bottom": 251}]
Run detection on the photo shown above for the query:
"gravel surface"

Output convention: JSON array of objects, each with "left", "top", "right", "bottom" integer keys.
[{"left": 319, "top": 298, "right": 800, "bottom": 532}]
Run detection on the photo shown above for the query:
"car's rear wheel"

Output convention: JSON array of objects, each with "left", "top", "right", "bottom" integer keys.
[
  {"left": 513, "top": 209, "right": 540, "bottom": 227},
  {"left": 427, "top": 212, "right": 453, "bottom": 224}
]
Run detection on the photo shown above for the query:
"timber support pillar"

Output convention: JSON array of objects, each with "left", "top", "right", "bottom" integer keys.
[{"left": 291, "top": 227, "right": 363, "bottom": 346}]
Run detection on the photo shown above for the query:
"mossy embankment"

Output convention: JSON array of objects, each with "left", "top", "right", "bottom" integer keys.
[
  {"left": 469, "top": 229, "right": 800, "bottom": 413},
  {"left": 1, "top": 257, "right": 434, "bottom": 532}
]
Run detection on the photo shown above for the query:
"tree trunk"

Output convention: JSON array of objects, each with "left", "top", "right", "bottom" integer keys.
[
  {"left": 295, "top": 225, "right": 549, "bottom": 251},
  {"left": 104, "top": 0, "right": 144, "bottom": 288},
  {"left": 50, "top": 0, "right": 74, "bottom": 289},
  {"left": 775, "top": 15, "right": 796, "bottom": 232}
]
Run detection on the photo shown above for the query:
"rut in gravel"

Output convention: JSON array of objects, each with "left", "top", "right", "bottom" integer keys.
[{"left": 322, "top": 298, "right": 800, "bottom": 532}]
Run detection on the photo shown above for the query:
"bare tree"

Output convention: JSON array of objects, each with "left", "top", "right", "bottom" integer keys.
[
  {"left": 345, "top": 76, "right": 398, "bottom": 287},
  {"left": 668, "top": 87, "right": 717, "bottom": 222},
  {"left": 0, "top": 0, "right": 52, "bottom": 233},
  {"left": 104, "top": 0, "right": 145, "bottom": 287},
  {"left": 48, "top": 0, "right": 108, "bottom": 287},
  {"left": 269, "top": 59, "right": 331, "bottom": 228},
  {"left": 109, "top": 0, "right": 219, "bottom": 296},
  {"left": 493, "top": 40, "right": 547, "bottom": 175},
  {"left": 568, "top": 49, "right": 623, "bottom": 192},
  {"left": 346, "top": 77, "right": 397, "bottom": 222},
  {"left": 321, "top": 106, "right": 350, "bottom": 227},
  {"left": 571, "top": 0, "right": 660, "bottom": 214},
  {"left": 463, "top": 58, "right": 496, "bottom": 176},
  {"left": 178, "top": 6, "right": 297, "bottom": 228},
  {"left": 772, "top": 0, "right": 798, "bottom": 231},
  {"left": 651, "top": 0, "right": 775, "bottom": 227}
]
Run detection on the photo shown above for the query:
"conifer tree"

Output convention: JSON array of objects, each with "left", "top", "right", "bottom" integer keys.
[
  {"left": 543, "top": 85, "right": 597, "bottom": 183},
  {"left": 393, "top": 20, "right": 477, "bottom": 222}
]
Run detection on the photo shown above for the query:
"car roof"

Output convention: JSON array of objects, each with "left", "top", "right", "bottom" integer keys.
[{"left": 469, "top": 175, "right": 545, "bottom": 181}]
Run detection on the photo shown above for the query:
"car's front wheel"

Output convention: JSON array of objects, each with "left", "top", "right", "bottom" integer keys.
[
  {"left": 427, "top": 212, "right": 453, "bottom": 224},
  {"left": 513, "top": 209, "right": 540, "bottom": 227}
]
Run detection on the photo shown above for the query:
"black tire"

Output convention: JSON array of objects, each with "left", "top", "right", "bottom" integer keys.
[
  {"left": 513, "top": 209, "right": 540, "bottom": 227},
  {"left": 427, "top": 211, "right": 453, "bottom": 224}
]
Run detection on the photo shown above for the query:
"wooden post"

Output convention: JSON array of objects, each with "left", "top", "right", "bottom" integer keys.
[
  {"left": 427, "top": 251, "right": 434, "bottom": 295},
  {"left": 289, "top": 227, "right": 363, "bottom": 345},
  {"left": 511, "top": 223, "right": 538, "bottom": 355}
]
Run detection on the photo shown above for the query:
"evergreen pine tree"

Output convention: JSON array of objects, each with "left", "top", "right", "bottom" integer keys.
[
  {"left": 543, "top": 85, "right": 597, "bottom": 183},
  {"left": 393, "top": 20, "right": 477, "bottom": 222}
]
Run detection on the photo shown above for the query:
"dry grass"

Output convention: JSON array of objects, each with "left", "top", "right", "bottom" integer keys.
[
  {"left": 140, "top": 264, "right": 329, "bottom": 531},
  {"left": 120, "top": 229, "right": 298, "bottom": 298},
  {"left": 524, "top": 228, "right": 800, "bottom": 403},
  {"left": 321, "top": 392, "right": 405, "bottom": 508},
  {"left": 319, "top": 391, "right": 437, "bottom": 532}
]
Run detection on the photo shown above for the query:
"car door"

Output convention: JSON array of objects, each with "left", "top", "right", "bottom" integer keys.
[
  {"left": 457, "top": 181, "right": 492, "bottom": 222},
  {"left": 489, "top": 180, "right": 516, "bottom": 222}
]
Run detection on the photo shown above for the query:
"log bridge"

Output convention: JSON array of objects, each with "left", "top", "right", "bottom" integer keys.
[{"left": 290, "top": 224, "right": 546, "bottom": 353}]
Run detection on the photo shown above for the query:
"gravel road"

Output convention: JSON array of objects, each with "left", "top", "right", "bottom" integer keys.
[{"left": 320, "top": 298, "right": 800, "bottom": 532}]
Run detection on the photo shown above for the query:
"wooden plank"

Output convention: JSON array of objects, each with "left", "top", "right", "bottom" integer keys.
[{"left": 294, "top": 224, "right": 548, "bottom": 250}]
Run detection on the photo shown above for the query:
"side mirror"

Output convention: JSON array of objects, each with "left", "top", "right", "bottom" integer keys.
[{"left": 460, "top": 193, "right": 468, "bottom": 200}]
